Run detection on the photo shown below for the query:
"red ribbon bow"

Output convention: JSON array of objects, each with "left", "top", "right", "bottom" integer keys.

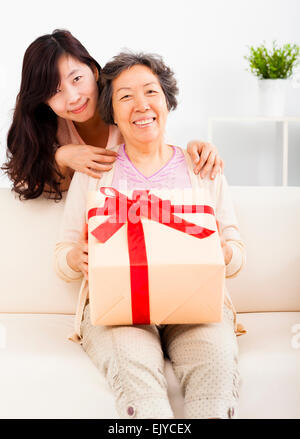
[{"left": 88, "top": 187, "right": 216, "bottom": 325}]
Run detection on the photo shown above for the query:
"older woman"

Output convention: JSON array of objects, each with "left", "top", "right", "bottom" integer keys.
[{"left": 55, "top": 52, "right": 246, "bottom": 419}]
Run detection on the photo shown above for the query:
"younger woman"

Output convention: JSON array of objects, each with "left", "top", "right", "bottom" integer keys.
[{"left": 2, "top": 29, "right": 224, "bottom": 200}]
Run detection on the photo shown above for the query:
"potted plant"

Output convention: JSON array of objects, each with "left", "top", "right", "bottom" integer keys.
[{"left": 244, "top": 41, "right": 300, "bottom": 116}]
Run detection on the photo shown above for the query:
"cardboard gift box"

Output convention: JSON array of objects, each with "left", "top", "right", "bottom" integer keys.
[{"left": 87, "top": 187, "right": 225, "bottom": 326}]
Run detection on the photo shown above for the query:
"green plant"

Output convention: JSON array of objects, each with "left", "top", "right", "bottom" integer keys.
[{"left": 244, "top": 41, "right": 300, "bottom": 79}]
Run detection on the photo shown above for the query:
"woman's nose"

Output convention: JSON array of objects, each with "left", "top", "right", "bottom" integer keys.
[
  {"left": 67, "top": 86, "right": 81, "bottom": 105},
  {"left": 134, "top": 96, "right": 150, "bottom": 112}
]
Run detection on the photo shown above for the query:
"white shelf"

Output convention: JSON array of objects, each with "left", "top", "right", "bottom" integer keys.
[{"left": 207, "top": 116, "right": 300, "bottom": 186}]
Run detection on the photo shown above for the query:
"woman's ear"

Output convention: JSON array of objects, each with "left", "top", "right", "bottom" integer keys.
[{"left": 91, "top": 63, "right": 99, "bottom": 82}]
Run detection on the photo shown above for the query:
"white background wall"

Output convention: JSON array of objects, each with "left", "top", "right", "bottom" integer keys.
[{"left": 0, "top": 0, "right": 299, "bottom": 187}]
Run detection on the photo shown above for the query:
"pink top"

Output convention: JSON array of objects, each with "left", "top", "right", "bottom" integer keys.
[
  {"left": 111, "top": 144, "right": 192, "bottom": 191},
  {"left": 56, "top": 117, "right": 123, "bottom": 150}
]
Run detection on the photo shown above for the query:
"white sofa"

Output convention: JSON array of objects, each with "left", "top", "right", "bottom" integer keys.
[{"left": 0, "top": 185, "right": 300, "bottom": 419}]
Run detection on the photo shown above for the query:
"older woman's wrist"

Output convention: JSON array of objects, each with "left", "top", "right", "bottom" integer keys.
[
  {"left": 66, "top": 247, "right": 81, "bottom": 273},
  {"left": 55, "top": 243, "right": 83, "bottom": 282},
  {"left": 224, "top": 243, "right": 233, "bottom": 265},
  {"left": 225, "top": 242, "right": 243, "bottom": 278}
]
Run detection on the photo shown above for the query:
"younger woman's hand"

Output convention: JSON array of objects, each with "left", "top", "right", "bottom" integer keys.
[
  {"left": 187, "top": 140, "right": 224, "bottom": 179},
  {"left": 216, "top": 220, "right": 233, "bottom": 266},
  {"left": 55, "top": 144, "right": 118, "bottom": 179},
  {"left": 66, "top": 224, "right": 89, "bottom": 280}
]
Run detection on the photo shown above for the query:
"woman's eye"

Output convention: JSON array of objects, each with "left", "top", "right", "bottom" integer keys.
[
  {"left": 121, "top": 94, "right": 130, "bottom": 100},
  {"left": 147, "top": 89, "right": 157, "bottom": 94},
  {"left": 74, "top": 76, "right": 82, "bottom": 83}
]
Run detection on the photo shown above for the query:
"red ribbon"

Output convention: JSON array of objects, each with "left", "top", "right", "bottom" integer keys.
[{"left": 88, "top": 187, "right": 216, "bottom": 325}]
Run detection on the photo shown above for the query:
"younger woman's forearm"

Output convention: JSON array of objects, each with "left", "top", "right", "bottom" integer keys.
[
  {"left": 55, "top": 146, "right": 68, "bottom": 174},
  {"left": 54, "top": 147, "right": 73, "bottom": 191}
]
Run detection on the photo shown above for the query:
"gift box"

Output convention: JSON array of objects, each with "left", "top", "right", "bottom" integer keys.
[{"left": 87, "top": 187, "right": 225, "bottom": 326}]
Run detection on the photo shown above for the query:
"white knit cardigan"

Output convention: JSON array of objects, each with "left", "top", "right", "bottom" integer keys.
[{"left": 54, "top": 145, "right": 247, "bottom": 342}]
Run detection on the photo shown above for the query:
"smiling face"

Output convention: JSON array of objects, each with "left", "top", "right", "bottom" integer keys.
[
  {"left": 112, "top": 64, "right": 169, "bottom": 146},
  {"left": 46, "top": 54, "right": 99, "bottom": 122}
]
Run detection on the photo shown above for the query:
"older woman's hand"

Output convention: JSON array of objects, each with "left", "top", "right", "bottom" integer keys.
[
  {"left": 187, "top": 140, "right": 224, "bottom": 179},
  {"left": 66, "top": 224, "right": 89, "bottom": 280}
]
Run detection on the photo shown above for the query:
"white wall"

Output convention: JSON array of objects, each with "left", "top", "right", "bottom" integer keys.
[{"left": 1, "top": 0, "right": 300, "bottom": 187}]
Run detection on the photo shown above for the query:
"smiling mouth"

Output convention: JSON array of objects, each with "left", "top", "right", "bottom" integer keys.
[
  {"left": 133, "top": 117, "right": 156, "bottom": 127},
  {"left": 71, "top": 101, "right": 88, "bottom": 114}
]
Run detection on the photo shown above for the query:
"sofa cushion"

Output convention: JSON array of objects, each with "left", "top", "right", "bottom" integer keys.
[
  {"left": 228, "top": 186, "right": 300, "bottom": 313},
  {"left": 237, "top": 311, "right": 300, "bottom": 419},
  {"left": 0, "top": 189, "right": 79, "bottom": 314},
  {"left": 0, "top": 311, "right": 299, "bottom": 419}
]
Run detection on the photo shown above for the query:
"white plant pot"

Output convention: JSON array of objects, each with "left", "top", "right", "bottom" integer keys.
[{"left": 258, "top": 79, "right": 289, "bottom": 117}]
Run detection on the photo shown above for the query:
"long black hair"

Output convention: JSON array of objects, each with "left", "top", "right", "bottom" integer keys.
[{"left": 1, "top": 29, "right": 102, "bottom": 200}]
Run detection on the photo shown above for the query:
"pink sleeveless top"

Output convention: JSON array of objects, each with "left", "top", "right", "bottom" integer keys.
[
  {"left": 111, "top": 143, "right": 192, "bottom": 190},
  {"left": 56, "top": 117, "right": 123, "bottom": 150}
]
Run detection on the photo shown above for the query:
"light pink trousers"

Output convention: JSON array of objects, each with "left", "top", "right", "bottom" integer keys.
[{"left": 80, "top": 303, "right": 240, "bottom": 419}]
